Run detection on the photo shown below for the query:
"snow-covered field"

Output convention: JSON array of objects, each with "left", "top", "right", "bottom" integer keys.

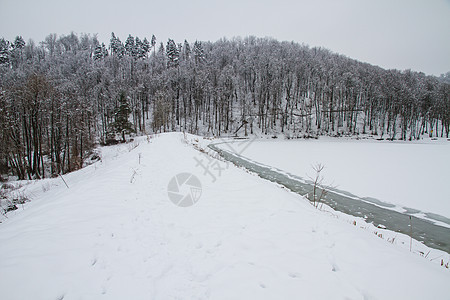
[
  {"left": 219, "top": 137, "right": 450, "bottom": 219},
  {"left": 0, "top": 133, "right": 449, "bottom": 300}
]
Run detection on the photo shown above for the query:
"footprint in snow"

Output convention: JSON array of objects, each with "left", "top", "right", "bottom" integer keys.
[
  {"left": 331, "top": 263, "right": 339, "bottom": 272},
  {"left": 288, "top": 272, "right": 301, "bottom": 278},
  {"left": 259, "top": 283, "right": 266, "bottom": 288},
  {"left": 91, "top": 257, "right": 98, "bottom": 266}
]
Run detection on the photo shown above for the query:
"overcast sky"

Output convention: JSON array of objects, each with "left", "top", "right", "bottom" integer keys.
[{"left": 1, "top": 0, "right": 449, "bottom": 76}]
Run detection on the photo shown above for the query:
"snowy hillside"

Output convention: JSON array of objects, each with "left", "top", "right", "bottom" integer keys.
[{"left": 0, "top": 133, "right": 449, "bottom": 300}]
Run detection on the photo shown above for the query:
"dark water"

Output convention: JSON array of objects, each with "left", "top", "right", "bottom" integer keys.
[{"left": 209, "top": 143, "right": 450, "bottom": 254}]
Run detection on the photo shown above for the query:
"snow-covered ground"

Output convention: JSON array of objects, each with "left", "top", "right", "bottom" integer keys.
[
  {"left": 218, "top": 137, "right": 450, "bottom": 219},
  {"left": 0, "top": 133, "right": 449, "bottom": 300}
]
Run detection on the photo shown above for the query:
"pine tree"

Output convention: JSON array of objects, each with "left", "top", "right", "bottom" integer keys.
[
  {"left": 110, "top": 32, "right": 117, "bottom": 53},
  {"left": 184, "top": 39, "right": 191, "bottom": 59},
  {"left": 125, "top": 34, "right": 135, "bottom": 57},
  {"left": 0, "top": 38, "right": 10, "bottom": 65},
  {"left": 158, "top": 42, "right": 164, "bottom": 54},
  {"left": 193, "top": 40, "right": 205, "bottom": 64},
  {"left": 151, "top": 35, "right": 157, "bottom": 55},
  {"left": 101, "top": 43, "right": 108, "bottom": 58},
  {"left": 142, "top": 38, "right": 150, "bottom": 57},
  {"left": 116, "top": 40, "right": 125, "bottom": 58},
  {"left": 135, "top": 37, "right": 145, "bottom": 59},
  {"left": 13, "top": 36, "right": 25, "bottom": 50},
  {"left": 166, "top": 39, "right": 179, "bottom": 68},
  {"left": 112, "top": 92, "right": 134, "bottom": 142},
  {"left": 93, "top": 44, "right": 103, "bottom": 60},
  {"left": 93, "top": 43, "right": 108, "bottom": 60},
  {"left": 10, "top": 36, "right": 25, "bottom": 67},
  {"left": 177, "top": 43, "right": 183, "bottom": 57},
  {"left": 151, "top": 35, "right": 156, "bottom": 48},
  {"left": 110, "top": 33, "right": 125, "bottom": 58}
]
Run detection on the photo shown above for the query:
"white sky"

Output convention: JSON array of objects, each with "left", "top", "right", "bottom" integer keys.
[{"left": 0, "top": 0, "right": 449, "bottom": 76}]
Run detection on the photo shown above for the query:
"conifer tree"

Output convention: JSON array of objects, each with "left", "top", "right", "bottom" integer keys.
[
  {"left": 110, "top": 32, "right": 117, "bottom": 52},
  {"left": 94, "top": 43, "right": 108, "bottom": 60},
  {"left": 135, "top": 37, "right": 147, "bottom": 59},
  {"left": 142, "top": 37, "right": 150, "bottom": 57},
  {"left": 13, "top": 36, "right": 25, "bottom": 50},
  {"left": 101, "top": 43, "right": 108, "bottom": 58},
  {"left": 112, "top": 92, "right": 134, "bottom": 142},
  {"left": 0, "top": 38, "right": 10, "bottom": 65},
  {"left": 193, "top": 40, "right": 204, "bottom": 64},
  {"left": 184, "top": 39, "right": 191, "bottom": 59},
  {"left": 93, "top": 44, "right": 103, "bottom": 60},
  {"left": 166, "top": 39, "right": 179, "bottom": 68},
  {"left": 125, "top": 34, "right": 136, "bottom": 57},
  {"left": 110, "top": 33, "right": 125, "bottom": 58},
  {"left": 151, "top": 35, "right": 157, "bottom": 55},
  {"left": 10, "top": 36, "right": 25, "bottom": 67}
]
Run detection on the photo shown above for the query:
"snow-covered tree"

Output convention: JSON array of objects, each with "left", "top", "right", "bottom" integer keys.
[
  {"left": 110, "top": 32, "right": 118, "bottom": 52},
  {"left": 166, "top": 39, "right": 179, "bottom": 68},
  {"left": 93, "top": 44, "right": 103, "bottom": 60},
  {"left": 0, "top": 38, "right": 10, "bottom": 65},
  {"left": 151, "top": 35, "right": 157, "bottom": 55},
  {"left": 193, "top": 40, "right": 204, "bottom": 64},
  {"left": 135, "top": 37, "right": 149, "bottom": 59},
  {"left": 125, "top": 34, "right": 135, "bottom": 57},
  {"left": 44, "top": 33, "right": 58, "bottom": 56},
  {"left": 142, "top": 38, "right": 150, "bottom": 57},
  {"left": 110, "top": 32, "right": 125, "bottom": 58},
  {"left": 183, "top": 40, "right": 191, "bottom": 60},
  {"left": 13, "top": 36, "right": 25, "bottom": 50},
  {"left": 93, "top": 43, "right": 108, "bottom": 60},
  {"left": 10, "top": 36, "right": 25, "bottom": 67},
  {"left": 101, "top": 43, "right": 108, "bottom": 58},
  {"left": 58, "top": 32, "right": 79, "bottom": 52}
]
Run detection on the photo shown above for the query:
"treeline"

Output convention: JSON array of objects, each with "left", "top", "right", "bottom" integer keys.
[{"left": 0, "top": 33, "right": 449, "bottom": 180}]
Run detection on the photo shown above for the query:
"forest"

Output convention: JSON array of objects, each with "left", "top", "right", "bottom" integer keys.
[{"left": 0, "top": 32, "right": 449, "bottom": 180}]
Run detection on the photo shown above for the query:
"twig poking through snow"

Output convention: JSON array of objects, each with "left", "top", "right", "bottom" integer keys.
[
  {"left": 59, "top": 174, "right": 69, "bottom": 189},
  {"left": 409, "top": 216, "right": 412, "bottom": 252}
]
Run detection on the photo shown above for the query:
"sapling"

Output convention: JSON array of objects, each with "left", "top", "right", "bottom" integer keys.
[{"left": 308, "top": 163, "right": 328, "bottom": 209}]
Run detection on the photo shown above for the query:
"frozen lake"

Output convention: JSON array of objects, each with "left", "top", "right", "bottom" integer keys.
[
  {"left": 217, "top": 137, "right": 450, "bottom": 219},
  {"left": 210, "top": 140, "right": 450, "bottom": 253}
]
